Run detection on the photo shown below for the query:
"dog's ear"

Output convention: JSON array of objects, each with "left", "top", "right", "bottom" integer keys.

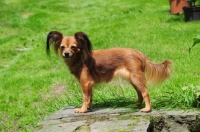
[
  {"left": 46, "top": 31, "right": 63, "bottom": 56},
  {"left": 74, "top": 32, "right": 92, "bottom": 62},
  {"left": 75, "top": 32, "right": 99, "bottom": 81}
]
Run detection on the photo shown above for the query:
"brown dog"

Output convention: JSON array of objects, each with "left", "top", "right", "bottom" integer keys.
[{"left": 46, "top": 31, "right": 171, "bottom": 113}]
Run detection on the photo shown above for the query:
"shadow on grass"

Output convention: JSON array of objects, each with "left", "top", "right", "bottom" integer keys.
[
  {"left": 167, "top": 14, "right": 185, "bottom": 22},
  {"left": 93, "top": 97, "right": 143, "bottom": 111}
]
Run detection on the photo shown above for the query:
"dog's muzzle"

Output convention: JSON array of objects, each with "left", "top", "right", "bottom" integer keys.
[{"left": 64, "top": 52, "right": 70, "bottom": 58}]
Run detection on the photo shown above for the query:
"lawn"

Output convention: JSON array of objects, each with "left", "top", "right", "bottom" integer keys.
[{"left": 0, "top": 0, "right": 200, "bottom": 131}]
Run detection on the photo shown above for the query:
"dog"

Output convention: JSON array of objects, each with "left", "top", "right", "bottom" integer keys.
[{"left": 46, "top": 31, "right": 172, "bottom": 113}]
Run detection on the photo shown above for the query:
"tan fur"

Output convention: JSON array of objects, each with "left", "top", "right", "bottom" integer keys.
[{"left": 46, "top": 31, "right": 172, "bottom": 113}]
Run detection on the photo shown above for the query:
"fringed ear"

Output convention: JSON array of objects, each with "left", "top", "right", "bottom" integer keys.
[
  {"left": 74, "top": 32, "right": 100, "bottom": 82},
  {"left": 46, "top": 31, "right": 63, "bottom": 57},
  {"left": 74, "top": 32, "right": 92, "bottom": 63}
]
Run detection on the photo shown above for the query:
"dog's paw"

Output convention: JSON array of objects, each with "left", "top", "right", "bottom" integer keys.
[
  {"left": 74, "top": 107, "right": 92, "bottom": 113},
  {"left": 140, "top": 107, "right": 151, "bottom": 113},
  {"left": 74, "top": 108, "right": 87, "bottom": 113}
]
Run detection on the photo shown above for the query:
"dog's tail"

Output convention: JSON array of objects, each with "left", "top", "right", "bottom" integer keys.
[{"left": 145, "top": 59, "right": 172, "bottom": 84}]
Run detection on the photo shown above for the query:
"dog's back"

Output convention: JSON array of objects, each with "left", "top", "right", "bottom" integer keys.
[{"left": 92, "top": 48, "right": 171, "bottom": 84}]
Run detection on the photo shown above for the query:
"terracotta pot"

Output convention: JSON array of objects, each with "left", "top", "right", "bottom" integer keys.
[{"left": 169, "top": 0, "right": 189, "bottom": 14}]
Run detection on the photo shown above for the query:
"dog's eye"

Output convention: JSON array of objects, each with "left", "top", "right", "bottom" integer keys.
[
  {"left": 60, "top": 46, "right": 65, "bottom": 50},
  {"left": 71, "top": 46, "right": 76, "bottom": 50}
]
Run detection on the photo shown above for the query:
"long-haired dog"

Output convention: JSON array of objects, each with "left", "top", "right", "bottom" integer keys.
[{"left": 46, "top": 31, "right": 171, "bottom": 113}]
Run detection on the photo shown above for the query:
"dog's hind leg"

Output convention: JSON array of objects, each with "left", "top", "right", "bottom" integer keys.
[
  {"left": 132, "top": 86, "right": 143, "bottom": 107},
  {"left": 130, "top": 72, "right": 151, "bottom": 112}
]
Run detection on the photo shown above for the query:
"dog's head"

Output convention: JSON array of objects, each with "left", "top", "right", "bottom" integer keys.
[{"left": 46, "top": 31, "right": 92, "bottom": 61}]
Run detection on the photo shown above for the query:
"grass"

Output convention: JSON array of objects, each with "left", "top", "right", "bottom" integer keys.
[{"left": 0, "top": 0, "right": 200, "bottom": 131}]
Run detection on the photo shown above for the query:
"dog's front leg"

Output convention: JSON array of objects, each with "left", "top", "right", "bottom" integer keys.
[{"left": 74, "top": 82, "right": 93, "bottom": 113}]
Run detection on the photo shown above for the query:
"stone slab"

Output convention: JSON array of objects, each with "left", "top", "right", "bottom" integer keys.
[{"left": 35, "top": 107, "right": 200, "bottom": 132}]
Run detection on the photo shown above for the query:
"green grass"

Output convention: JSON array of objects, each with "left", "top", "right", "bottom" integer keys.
[{"left": 0, "top": 0, "right": 200, "bottom": 131}]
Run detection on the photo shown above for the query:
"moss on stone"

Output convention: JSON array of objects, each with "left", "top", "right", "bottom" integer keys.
[{"left": 188, "top": 115, "right": 200, "bottom": 132}]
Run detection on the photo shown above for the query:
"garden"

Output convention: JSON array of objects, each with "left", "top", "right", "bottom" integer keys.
[{"left": 0, "top": 0, "right": 200, "bottom": 131}]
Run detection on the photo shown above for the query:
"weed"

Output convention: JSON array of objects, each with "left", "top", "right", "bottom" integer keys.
[{"left": 189, "top": 35, "right": 200, "bottom": 53}]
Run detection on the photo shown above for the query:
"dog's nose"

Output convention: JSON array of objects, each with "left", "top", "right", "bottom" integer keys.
[{"left": 64, "top": 52, "right": 69, "bottom": 58}]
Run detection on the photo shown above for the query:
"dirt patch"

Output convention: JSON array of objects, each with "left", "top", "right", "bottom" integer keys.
[
  {"left": 50, "top": 83, "right": 67, "bottom": 97},
  {"left": 0, "top": 111, "right": 9, "bottom": 125},
  {"left": 33, "top": 83, "right": 67, "bottom": 106},
  {"left": 22, "top": 12, "right": 32, "bottom": 18}
]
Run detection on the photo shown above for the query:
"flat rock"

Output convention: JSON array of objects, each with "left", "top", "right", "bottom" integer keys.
[{"left": 35, "top": 107, "right": 200, "bottom": 132}]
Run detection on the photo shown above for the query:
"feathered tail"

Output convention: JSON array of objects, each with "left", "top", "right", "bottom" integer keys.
[{"left": 145, "top": 59, "right": 172, "bottom": 84}]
